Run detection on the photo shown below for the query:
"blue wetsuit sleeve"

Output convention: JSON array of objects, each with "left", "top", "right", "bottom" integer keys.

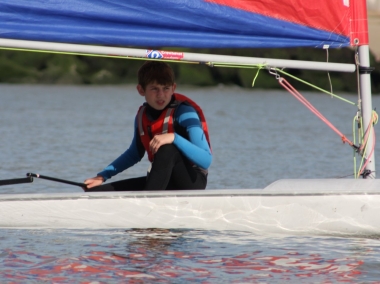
[
  {"left": 97, "top": 116, "right": 144, "bottom": 181},
  {"left": 173, "top": 104, "right": 212, "bottom": 169}
]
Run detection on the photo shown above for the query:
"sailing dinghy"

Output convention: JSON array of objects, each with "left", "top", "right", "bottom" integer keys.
[
  {"left": 1, "top": 179, "right": 380, "bottom": 236},
  {"left": 0, "top": 0, "right": 378, "bottom": 235}
]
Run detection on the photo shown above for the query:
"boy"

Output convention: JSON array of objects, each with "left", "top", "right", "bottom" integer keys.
[{"left": 84, "top": 61, "right": 212, "bottom": 191}]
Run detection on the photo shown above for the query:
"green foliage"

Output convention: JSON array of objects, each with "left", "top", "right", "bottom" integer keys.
[
  {"left": 174, "top": 63, "right": 214, "bottom": 86},
  {"left": 0, "top": 47, "right": 379, "bottom": 94}
]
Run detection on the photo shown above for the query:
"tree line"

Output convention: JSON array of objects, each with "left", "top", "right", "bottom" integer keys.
[{"left": 1, "top": 47, "right": 379, "bottom": 94}]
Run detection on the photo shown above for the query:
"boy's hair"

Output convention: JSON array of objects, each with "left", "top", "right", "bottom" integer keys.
[{"left": 137, "top": 61, "right": 175, "bottom": 89}]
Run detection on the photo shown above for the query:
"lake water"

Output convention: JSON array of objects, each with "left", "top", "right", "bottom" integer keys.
[{"left": 1, "top": 84, "right": 380, "bottom": 282}]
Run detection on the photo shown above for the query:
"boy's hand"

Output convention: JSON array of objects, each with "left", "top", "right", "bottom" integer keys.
[
  {"left": 84, "top": 176, "right": 104, "bottom": 189},
  {"left": 149, "top": 133, "right": 175, "bottom": 154}
]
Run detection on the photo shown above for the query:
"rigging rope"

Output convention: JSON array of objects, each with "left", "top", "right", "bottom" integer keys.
[
  {"left": 323, "top": 46, "right": 334, "bottom": 96},
  {"left": 276, "top": 76, "right": 356, "bottom": 147},
  {"left": 355, "top": 110, "right": 378, "bottom": 178},
  {"left": 272, "top": 70, "right": 377, "bottom": 179},
  {"left": 352, "top": 47, "right": 377, "bottom": 178},
  {"left": 273, "top": 68, "right": 356, "bottom": 105}
]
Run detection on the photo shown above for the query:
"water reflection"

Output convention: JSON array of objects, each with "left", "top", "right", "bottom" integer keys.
[{"left": 1, "top": 229, "right": 378, "bottom": 283}]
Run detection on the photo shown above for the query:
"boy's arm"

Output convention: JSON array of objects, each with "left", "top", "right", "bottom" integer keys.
[
  {"left": 173, "top": 104, "right": 212, "bottom": 169},
  {"left": 97, "top": 117, "right": 145, "bottom": 181}
]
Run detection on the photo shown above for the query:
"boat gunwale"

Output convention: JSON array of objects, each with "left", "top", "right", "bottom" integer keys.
[{"left": 1, "top": 189, "right": 380, "bottom": 202}]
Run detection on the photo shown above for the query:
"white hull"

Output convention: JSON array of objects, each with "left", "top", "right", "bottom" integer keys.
[{"left": 1, "top": 179, "right": 380, "bottom": 236}]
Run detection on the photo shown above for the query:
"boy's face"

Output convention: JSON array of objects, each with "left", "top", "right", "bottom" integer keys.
[{"left": 137, "top": 81, "right": 176, "bottom": 110}]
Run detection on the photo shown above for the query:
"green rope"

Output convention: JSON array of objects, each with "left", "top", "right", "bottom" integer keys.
[
  {"left": 274, "top": 68, "right": 356, "bottom": 106},
  {"left": 0, "top": 46, "right": 202, "bottom": 65},
  {"left": 210, "top": 63, "right": 267, "bottom": 87},
  {"left": 352, "top": 114, "right": 364, "bottom": 179},
  {"left": 373, "top": 109, "right": 379, "bottom": 125},
  {"left": 353, "top": 110, "right": 378, "bottom": 178},
  {"left": 211, "top": 64, "right": 356, "bottom": 106},
  {"left": 353, "top": 115, "right": 357, "bottom": 178},
  {"left": 357, "top": 127, "right": 371, "bottom": 178},
  {"left": 251, "top": 66, "right": 263, "bottom": 87},
  {"left": 211, "top": 63, "right": 267, "bottom": 68}
]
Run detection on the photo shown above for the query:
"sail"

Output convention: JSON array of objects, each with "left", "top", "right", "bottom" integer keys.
[{"left": 0, "top": 0, "right": 368, "bottom": 49}]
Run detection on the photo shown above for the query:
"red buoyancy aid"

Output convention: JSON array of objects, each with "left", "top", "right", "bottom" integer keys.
[{"left": 137, "top": 93, "right": 211, "bottom": 162}]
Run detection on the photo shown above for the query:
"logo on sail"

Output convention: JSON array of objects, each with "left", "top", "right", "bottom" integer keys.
[{"left": 146, "top": 50, "right": 184, "bottom": 60}]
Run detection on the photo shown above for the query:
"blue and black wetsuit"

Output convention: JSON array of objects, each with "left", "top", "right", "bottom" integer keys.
[{"left": 89, "top": 96, "right": 212, "bottom": 191}]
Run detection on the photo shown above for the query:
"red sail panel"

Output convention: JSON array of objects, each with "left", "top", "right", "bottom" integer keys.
[
  {"left": 350, "top": 0, "right": 369, "bottom": 45},
  {"left": 206, "top": 0, "right": 359, "bottom": 43}
]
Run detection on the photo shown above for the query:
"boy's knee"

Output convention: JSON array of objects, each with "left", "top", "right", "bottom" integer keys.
[{"left": 155, "top": 144, "right": 179, "bottom": 158}]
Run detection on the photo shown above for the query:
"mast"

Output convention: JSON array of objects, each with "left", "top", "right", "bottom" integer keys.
[
  {"left": 358, "top": 45, "right": 376, "bottom": 178},
  {"left": 355, "top": 0, "right": 376, "bottom": 178}
]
